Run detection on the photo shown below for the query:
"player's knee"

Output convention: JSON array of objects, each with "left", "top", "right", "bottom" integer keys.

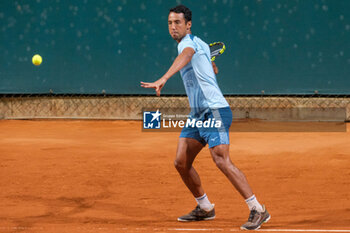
[
  {"left": 174, "top": 158, "right": 187, "bottom": 172},
  {"left": 212, "top": 153, "right": 229, "bottom": 171}
]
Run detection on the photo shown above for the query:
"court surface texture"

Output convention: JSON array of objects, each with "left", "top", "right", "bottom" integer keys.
[{"left": 0, "top": 120, "right": 349, "bottom": 233}]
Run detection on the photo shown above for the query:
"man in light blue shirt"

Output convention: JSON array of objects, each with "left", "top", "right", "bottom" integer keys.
[
  {"left": 177, "top": 33, "right": 229, "bottom": 113},
  {"left": 141, "top": 5, "right": 270, "bottom": 230}
]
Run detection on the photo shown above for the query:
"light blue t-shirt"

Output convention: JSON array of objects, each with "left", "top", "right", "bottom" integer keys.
[{"left": 178, "top": 34, "right": 229, "bottom": 118}]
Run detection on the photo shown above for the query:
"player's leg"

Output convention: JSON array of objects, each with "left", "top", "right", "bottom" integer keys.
[
  {"left": 175, "top": 136, "right": 215, "bottom": 221},
  {"left": 174, "top": 137, "right": 204, "bottom": 198},
  {"left": 210, "top": 144, "right": 261, "bottom": 202},
  {"left": 205, "top": 107, "right": 270, "bottom": 230},
  {"left": 209, "top": 144, "right": 270, "bottom": 230},
  {"left": 204, "top": 107, "right": 255, "bottom": 199},
  {"left": 209, "top": 144, "right": 253, "bottom": 198}
]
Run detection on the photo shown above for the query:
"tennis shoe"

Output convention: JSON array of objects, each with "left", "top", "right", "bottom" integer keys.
[
  {"left": 177, "top": 204, "right": 215, "bottom": 222},
  {"left": 240, "top": 205, "right": 270, "bottom": 230}
]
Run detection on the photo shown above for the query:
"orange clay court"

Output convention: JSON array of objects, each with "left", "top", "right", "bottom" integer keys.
[{"left": 0, "top": 120, "right": 349, "bottom": 233}]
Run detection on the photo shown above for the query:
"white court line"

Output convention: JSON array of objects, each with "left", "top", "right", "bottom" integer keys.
[
  {"left": 167, "top": 229, "right": 350, "bottom": 232},
  {"left": 3, "top": 227, "right": 349, "bottom": 232},
  {"left": 168, "top": 228, "right": 223, "bottom": 231},
  {"left": 258, "top": 230, "right": 350, "bottom": 232}
]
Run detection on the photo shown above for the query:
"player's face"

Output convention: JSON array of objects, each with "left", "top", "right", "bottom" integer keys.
[{"left": 168, "top": 12, "right": 191, "bottom": 42}]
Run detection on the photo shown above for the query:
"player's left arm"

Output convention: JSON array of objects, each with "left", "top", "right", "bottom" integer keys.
[{"left": 141, "top": 47, "right": 195, "bottom": 96}]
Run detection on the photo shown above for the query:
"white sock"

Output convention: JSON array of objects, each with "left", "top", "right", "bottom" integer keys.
[
  {"left": 195, "top": 193, "right": 214, "bottom": 212},
  {"left": 245, "top": 194, "right": 264, "bottom": 212}
]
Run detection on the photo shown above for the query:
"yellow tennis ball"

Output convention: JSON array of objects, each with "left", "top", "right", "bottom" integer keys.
[{"left": 32, "top": 54, "right": 42, "bottom": 66}]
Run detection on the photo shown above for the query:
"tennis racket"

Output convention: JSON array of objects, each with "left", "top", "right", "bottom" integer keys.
[{"left": 209, "top": 42, "right": 226, "bottom": 61}]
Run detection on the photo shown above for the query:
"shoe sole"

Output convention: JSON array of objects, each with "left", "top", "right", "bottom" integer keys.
[
  {"left": 177, "top": 215, "right": 216, "bottom": 222},
  {"left": 240, "top": 214, "right": 271, "bottom": 230}
]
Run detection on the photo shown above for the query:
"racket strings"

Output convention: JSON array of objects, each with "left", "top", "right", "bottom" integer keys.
[
  {"left": 209, "top": 42, "right": 225, "bottom": 61},
  {"left": 211, "top": 48, "right": 222, "bottom": 56}
]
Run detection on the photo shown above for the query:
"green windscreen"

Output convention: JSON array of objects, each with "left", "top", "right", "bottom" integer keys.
[{"left": 0, "top": 0, "right": 349, "bottom": 95}]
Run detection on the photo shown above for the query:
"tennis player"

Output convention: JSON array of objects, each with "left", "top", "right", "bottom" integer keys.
[{"left": 141, "top": 5, "right": 270, "bottom": 230}]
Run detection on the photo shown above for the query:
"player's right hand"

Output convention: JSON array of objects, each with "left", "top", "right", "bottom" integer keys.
[{"left": 212, "top": 62, "right": 219, "bottom": 75}]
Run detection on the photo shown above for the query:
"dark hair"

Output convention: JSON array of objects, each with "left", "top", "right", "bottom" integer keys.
[{"left": 169, "top": 5, "right": 192, "bottom": 23}]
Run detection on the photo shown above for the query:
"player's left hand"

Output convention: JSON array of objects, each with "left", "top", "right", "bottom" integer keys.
[
  {"left": 212, "top": 62, "right": 219, "bottom": 75},
  {"left": 141, "top": 78, "right": 167, "bottom": 96}
]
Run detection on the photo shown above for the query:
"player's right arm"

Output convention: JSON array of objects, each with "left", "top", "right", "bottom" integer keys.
[
  {"left": 212, "top": 61, "right": 218, "bottom": 75},
  {"left": 141, "top": 47, "right": 195, "bottom": 96}
]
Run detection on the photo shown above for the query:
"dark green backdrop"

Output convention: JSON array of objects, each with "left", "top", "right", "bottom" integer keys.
[{"left": 1, "top": 0, "right": 349, "bottom": 95}]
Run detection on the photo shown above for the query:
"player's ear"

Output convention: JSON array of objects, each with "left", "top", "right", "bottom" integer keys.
[{"left": 186, "top": 21, "right": 192, "bottom": 31}]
